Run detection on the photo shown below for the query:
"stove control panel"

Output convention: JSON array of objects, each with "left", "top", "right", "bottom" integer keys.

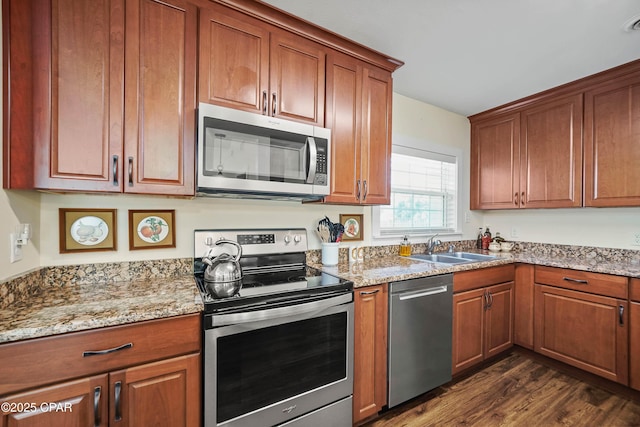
[{"left": 195, "top": 228, "right": 308, "bottom": 258}]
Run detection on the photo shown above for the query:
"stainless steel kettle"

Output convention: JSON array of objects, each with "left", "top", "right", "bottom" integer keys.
[{"left": 202, "top": 239, "right": 243, "bottom": 298}]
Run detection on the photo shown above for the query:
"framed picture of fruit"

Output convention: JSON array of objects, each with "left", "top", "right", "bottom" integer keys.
[
  {"left": 59, "top": 208, "right": 117, "bottom": 253},
  {"left": 128, "top": 210, "right": 176, "bottom": 250}
]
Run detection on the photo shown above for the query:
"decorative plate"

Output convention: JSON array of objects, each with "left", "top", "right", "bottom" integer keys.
[
  {"left": 136, "top": 216, "right": 169, "bottom": 244},
  {"left": 70, "top": 216, "right": 108, "bottom": 246}
]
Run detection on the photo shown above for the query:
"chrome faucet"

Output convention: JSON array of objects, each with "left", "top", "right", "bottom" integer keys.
[{"left": 426, "top": 234, "right": 442, "bottom": 254}]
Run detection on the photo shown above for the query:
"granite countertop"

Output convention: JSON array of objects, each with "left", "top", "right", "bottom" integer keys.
[
  {"left": 0, "top": 275, "right": 203, "bottom": 344},
  {"left": 3, "top": 244, "right": 639, "bottom": 346},
  {"left": 310, "top": 250, "right": 640, "bottom": 287}
]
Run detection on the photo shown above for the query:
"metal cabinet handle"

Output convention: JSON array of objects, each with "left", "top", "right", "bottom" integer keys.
[
  {"left": 514, "top": 192, "right": 519, "bottom": 206},
  {"left": 363, "top": 180, "right": 368, "bottom": 201},
  {"left": 262, "top": 91, "right": 267, "bottom": 115},
  {"left": 127, "top": 157, "right": 134, "bottom": 186},
  {"left": 114, "top": 381, "right": 122, "bottom": 421},
  {"left": 112, "top": 155, "right": 119, "bottom": 186},
  {"left": 521, "top": 192, "right": 525, "bottom": 206},
  {"left": 272, "top": 93, "right": 277, "bottom": 116},
  {"left": 360, "top": 289, "right": 379, "bottom": 295},
  {"left": 93, "top": 386, "right": 101, "bottom": 427},
  {"left": 488, "top": 291, "right": 494, "bottom": 309},
  {"left": 619, "top": 305, "right": 624, "bottom": 326},
  {"left": 563, "top": 277, "right": 588, "bottom": 285},
  {"left": 356, "top": 180, "right": 361, "bottom": 200},
  {"left": 483, "top": 291, "right": 489, "bottom": 310},
  {"left": 83, "top": 342, "right": 133, "bottom": 357}
]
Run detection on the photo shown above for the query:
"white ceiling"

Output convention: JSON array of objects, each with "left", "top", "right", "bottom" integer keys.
[{"left": 262, "top": 0, "right": 640, "bottom": 117}]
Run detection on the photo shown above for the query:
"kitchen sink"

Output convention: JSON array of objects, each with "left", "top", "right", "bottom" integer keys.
[{"left": 408, "top": 251, "right": 496, "bottom": 265}]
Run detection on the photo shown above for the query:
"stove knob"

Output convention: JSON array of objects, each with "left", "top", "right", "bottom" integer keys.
[
  {"left": 294, "top": 235, "right": 302, "bottom": 244},
  {"left": 283, "top": 235, "right": 291, "bottom": 244}
]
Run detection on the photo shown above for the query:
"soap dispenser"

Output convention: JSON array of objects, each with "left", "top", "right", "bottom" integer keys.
[{"left": 399, "top": 235, "right": 412, "bottom": 256}]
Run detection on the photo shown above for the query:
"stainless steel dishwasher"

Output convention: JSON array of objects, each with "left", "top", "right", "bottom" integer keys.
[{"left": 388, "top": 273, "right": 453, "bottom": 408}]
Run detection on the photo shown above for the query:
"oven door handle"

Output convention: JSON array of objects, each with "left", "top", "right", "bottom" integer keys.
[{"left": 211, "top": 293, "right": 352, "bottom": 327}]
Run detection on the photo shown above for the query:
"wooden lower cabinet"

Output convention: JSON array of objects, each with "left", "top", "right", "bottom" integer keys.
[
  {"left": 0, "top": 314, "right": 201, "bottom": 427},
  {"left": 534, "top": 284, "right": 628, "bottom": 385},
  {"left": 514, "top": 264, "right": 535, "bottom": 349},
  {"left": 0, "top": 354, "right": 199, "bottom": 427},
  {"left": 353, "top": 284, "right": 388, "bottom": 424},
  {"left": 452, "top": 282, "right": 514, "bottom": 375}
]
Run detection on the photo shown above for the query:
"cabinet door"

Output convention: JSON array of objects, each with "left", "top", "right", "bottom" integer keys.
[
  {"left": 470, "top": 113, "right": 520, "bottom": 209},
  {"left": 584, "top": 72, "right": 640, "bottom": 206},
  {"left": 353, "top": 285, "right": 388, "bottom": 423},
  {"left": 631, "top": 301, "right": 640, "bottom": 391},
  {"left": 109, "top": 353, "right": 200, "bottom": 427},
  {"left": 520, "top": 94, "right": 583, "bottom": 208},
  {"left": 31, "top": 0, "right": 124, "bottom": 192},
  {"left": 360, "top": 66, "right": 392, "bottom": 205},
  {"left": 0, "top": 375, "right": 108, "bottom": 427},
  {"left": 323, "top": 51, "right": 362, "bottom": 204},
  {"left": 534, "top": 284, "right": 628, "bottom": 384},
  {"left": 198, "top": 4, "right": 269, "bottom": 113},
  {"left": 124, "top": 0, "right": 196, "bottom": 195},
  {"left": 452, "top": 288, "right": 485, "bottom": 375},
  {"left": 484, "top": 282, "right": 514, "bottom": 358},
  {"left": 269, "top": 30, "right": 326, "bottom": 126}
]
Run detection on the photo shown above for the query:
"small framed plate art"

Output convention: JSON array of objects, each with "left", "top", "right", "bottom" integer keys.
[
  {"left": 59, "top": 208, "right": 117, "bottom": 253},
  {"left": 129, "top": 210, "right": 176, "bottom": 250},
  {"left": 340, "top": 214, "right": 363, "bottom": 241}
]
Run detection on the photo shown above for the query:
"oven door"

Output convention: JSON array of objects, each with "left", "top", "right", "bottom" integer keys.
[{"left": 204, "top": 293, "right": 354, "bottom": 427}]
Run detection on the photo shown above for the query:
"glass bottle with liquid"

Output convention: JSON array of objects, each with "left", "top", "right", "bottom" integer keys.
[
  {"left": 476, "top": 227, "right": 483, "bottom": 249},
  {"left": 399, "top": 235, "right": 412, "bottom": 256}
]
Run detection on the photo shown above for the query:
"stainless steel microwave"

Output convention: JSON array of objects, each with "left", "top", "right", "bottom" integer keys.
[{"left": 196, "top": 103, "right": 331, "bottom": 200}]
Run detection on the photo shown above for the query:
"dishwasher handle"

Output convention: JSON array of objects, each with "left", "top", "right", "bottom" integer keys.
[{"left": 398, "top": 285, "right": 448, "bottom": 301}]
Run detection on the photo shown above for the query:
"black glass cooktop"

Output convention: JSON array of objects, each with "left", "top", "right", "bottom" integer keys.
[{"left": 194, "top": 260, "right": 352, "bottom": 314}]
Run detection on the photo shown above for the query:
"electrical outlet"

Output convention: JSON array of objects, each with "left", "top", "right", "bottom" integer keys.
[
  {"left": 633, "top": 233, "right": 640, "bottom": 246},
  {"left": 511, "top": 227, "right": 519, "bottom": 239},
  {"left": 9, "top": 233, "right": 23, "bottom": 263},
  {"left": 464, "top": 212, "right": 471, "bottom": 223}
]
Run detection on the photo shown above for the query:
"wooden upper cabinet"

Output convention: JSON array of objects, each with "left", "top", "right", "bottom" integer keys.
[
  {"left": 30, "top": 0, "right": 124, "bottom": 192},
  {"left": 470, "top": 113, "right": 520, "bottom": 209},
  {"left": 123, "top": 0, "right": 196, "bottom": 195},
  {"left": 324, "top": 51, "right": 392, "bottom": 205},
  {"left": 520, "top": 94, "right": 583, "bottom": 208},
  {"left": 4, "top": 0, "right": 196, "bottom": 195},
  {"left": 584, "top": 72, "right": 640, "bottom": 207},
  {"left": 198, "top": 4, "right": 269, "bottom": 113},
  {"left": 470, "top": 94, "right": 582, "bottom": 209},
  {"left": 199, "top": 4, "right": 326, "bottom": 126}
]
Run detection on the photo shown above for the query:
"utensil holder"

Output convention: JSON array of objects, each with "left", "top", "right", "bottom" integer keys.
[{"left": 321, "top": 242, "right": 339, "bottom": 266}]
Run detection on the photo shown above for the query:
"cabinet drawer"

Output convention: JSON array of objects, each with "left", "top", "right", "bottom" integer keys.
[
  {"left": 631, "top": 278, "right": 640, "bottom": 302},
  {"left": 0, "top": 314, "right": 200, "bottom": 395},
  {"left": 534, "top": 266, "right": 627, "bottom": 299},
  {"left": 453, "top": 264, "right": 515, "bottom": 293}
]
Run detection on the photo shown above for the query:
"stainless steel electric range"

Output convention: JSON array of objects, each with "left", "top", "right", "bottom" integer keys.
[{"left": 194, "top": 228, "right": 354, "bottom": 427}]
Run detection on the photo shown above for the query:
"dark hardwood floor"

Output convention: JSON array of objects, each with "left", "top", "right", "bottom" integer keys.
[{"left": 364, "top": 350, "right": 640, "bottom": 427}]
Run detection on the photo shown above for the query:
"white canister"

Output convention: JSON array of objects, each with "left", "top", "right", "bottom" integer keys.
[{"left": 321, "top": 242, "right": 340, "bottom": 266}]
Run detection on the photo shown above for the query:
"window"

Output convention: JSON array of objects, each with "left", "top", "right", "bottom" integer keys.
[{"left": 374, "top": 143, "right": 459, "bottom": 238}]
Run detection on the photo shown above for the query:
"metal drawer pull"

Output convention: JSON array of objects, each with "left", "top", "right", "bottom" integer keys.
[
  {"left": 82, "top": 342, "right": 133, "bottom": 357},
  {"left": 112, "top": 155, "right": 119, "bottom": 186},
  {"left": 360, "top": 289, "right": 379, "bottom": 295},
  {"left": 619, "top": 305, "right": 624, "bottom": 326},
  {"left": 562, "top": 277, "right": 588, "bottom": 284},
  {"left": 93, "top": 386, "right": 101, "bottom": 427},
  {"left": 114, "top": 381, "right": 122, "bottom": 421}
]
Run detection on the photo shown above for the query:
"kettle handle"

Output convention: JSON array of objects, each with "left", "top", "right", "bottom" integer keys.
[{"left": 215, "top": 239, "right": 242, "bottom": 262}]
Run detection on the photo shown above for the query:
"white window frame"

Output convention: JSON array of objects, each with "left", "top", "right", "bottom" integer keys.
[{"left": 372, "top": 134, "right": 463, "bottom": 243}]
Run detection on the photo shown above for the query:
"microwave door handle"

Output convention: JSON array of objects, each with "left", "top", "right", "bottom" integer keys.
[{"left": 305, "top": 136, "right": 318, "bottom": 184}]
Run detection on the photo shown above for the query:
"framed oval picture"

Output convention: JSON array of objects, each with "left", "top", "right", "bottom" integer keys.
[
  {"left": 340, "top": 214, "right": 363, "bottom": 241},
  {"left": 128, "top": 210, "right": 176, "bottom": 250},
  {"left": 59, "top": 209, "right": 117, "bottom": 253}
]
